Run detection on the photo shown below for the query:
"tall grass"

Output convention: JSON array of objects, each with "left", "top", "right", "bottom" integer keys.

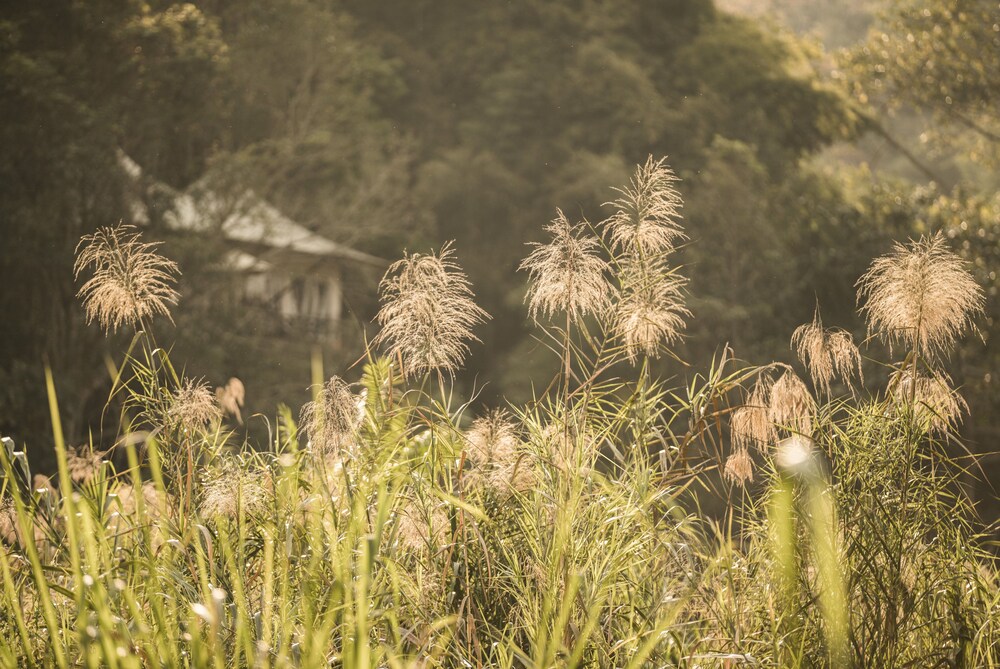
[{"left": 0, "top": 160, "right": 996, "bottom": 667}]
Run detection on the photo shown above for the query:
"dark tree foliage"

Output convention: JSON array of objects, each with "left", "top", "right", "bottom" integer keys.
[{"left": 5, "top": 0, "right": 994, "bottom": 502}]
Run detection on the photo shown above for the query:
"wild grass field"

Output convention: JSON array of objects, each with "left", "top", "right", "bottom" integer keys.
[{"left": 1, "top": 158, "right": 997, "bottom": 667}]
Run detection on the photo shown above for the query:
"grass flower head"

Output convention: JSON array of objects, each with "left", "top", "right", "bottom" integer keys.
[
  {"left": 74, "top": 223, "right": 180, "bottom": 333},
  {"left": 376, "top": 243, "right": 489, "bottom": 378}
]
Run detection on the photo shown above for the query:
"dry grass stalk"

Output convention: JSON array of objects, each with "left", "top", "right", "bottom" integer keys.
[
  {"left": 723, "top": 448, "right": 754, "bottom": 485},
  {"left": 604, "top": 156, "right": 686, "bottom": 255},
  {"left": 791, "top": 310, "right": 863, "bottom": 395},
  {"left": 376, "top": 243, "right": 489, "bottom": 378},
  {"left": 857, "top": 232, "right": 984, "bottom": 360},
  {"left": 299, "top": 376, "right": 363, "bottom": 458},
  {"left": 74, "top": 223, "right": 180, "bottom": 332},
  {"left": 613, "top": 256, "right": 689, "bottom": 361},
  {"left": 769, "top": 370, "right": 815, "bottom": 435},
  {"left": 891, "top": 369, "right": 968, "bottom": 433},
  {"left": 731, "top": 374, "right": 775, "bottom": 450},
  {"left": 168, "top": 379, "right": 222, "bottom": 433},
  {"left": 520, "top": 209, "right": 611, "bottom": 323}
]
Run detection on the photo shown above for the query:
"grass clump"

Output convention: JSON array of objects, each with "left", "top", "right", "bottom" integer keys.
[{"left": 0, "top": 158, "right": 996, "bottom": 668}]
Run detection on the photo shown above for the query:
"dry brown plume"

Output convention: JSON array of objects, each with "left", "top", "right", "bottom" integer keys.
[
  {"left": 724, "top": 448, "right": 754, "bottom": 485},
  {"left": 612, "top": 256, "right": 689, "bottom": 361},
  {"left": 520, "top": 209, "right": 610, "bottom": 323},
  {"left": 168, "top": 379, "right": 222, "bottom": 433},
  {"left": 376, "top": 243, "right": 489, "bottom": 378},
  {"left": 604, "top": 156, "right": 686, "bottom": 255},
  {"left": 857, "top": 232, "right": 983, "bottom": 360},
  {"left": 791, "top": 309, "right": 863, "bottom": 395},
  {"left": 731, "top": 374, "right": 775, "bottom": 451},
  {"left": 891, "top": 368, "right": 968, "bottom": 434},
  {"left": 769, "top": 369, "right": 815, "bottom": 436},
  {"left": 300, "top": 376, "right": 362, "bottom": 457},
  {"left": 74, "top": 224, "right": 180, "bottom": 333}
]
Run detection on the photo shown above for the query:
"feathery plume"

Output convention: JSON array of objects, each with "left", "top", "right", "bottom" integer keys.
[
  {"left": 464, "top": 409, "right": 519, "bottom": 467},
  {"left": 74, "top": 223, "right": 180, "bottom": 333},
  {"left": 791, "top": 310, "right": 863, "bottom": 395},
  {"left": 299, "top": 376, "right": 362, "bottom": 457},
  {"left": 396, "top": 498, "right": 451, "bottom": 552},
  {"left": 731, "top": 374, "right": 775, "bottom": 450},
  {"left": 67, "top": 446, "right": 105, "bottom": 485},
  {"left": 604, "top": 156, "right": 686, "bottom": 254},
  {"left": 199, "top": 464, "right": 270, "bottom": 519},
  {"left": 724, "top": 448, "right": 754, "bottom": 485},
  {"left": 520, "top": 210, "right": 611, "bottom": 323},
  {"left": 168, "top": 379, "right": 222, "bottom": 433},
  {"left": 464, "top": 410, "right": 534, "bottom": 494},
  {"left": 376, "top": 243, "right": 489, "bottom": 378},
  {"left": 216, "top": 377, "right": 245, "bottom": 424},
  {"left": 769, "top": 370, "right": 815, "bottom": 435},
  {"left": 891, "top": 369, "right": 968, "bottom": 434},
  {"left": 612, "top": 256, "right": 689, "bottom": 361},
  {"left": 857, "top": 232, "right": 983, "bottom": 360}
]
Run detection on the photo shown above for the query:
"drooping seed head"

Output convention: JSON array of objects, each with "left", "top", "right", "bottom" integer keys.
[
  {"left": 769, "top": 370, "right": 815, "bottom": 436},
  {"left": 67, "top": 446, "right": 105, "bottom": 485},
  {"left": 299, "top": 376, "right": 362, "bottom": 457},
  {"left": 891, "top": 368, "right": 968, "bottom": 434},
  {"left": 857, "top": 232, "right": 983, "bottom": 360},
  {"left": 731, "top": 374, "right": 775, "bottom": 450},
  {"left": 604, "top": 156, "right": 686, "bottom": 255},
  {"left": 375, "top": 243, "right": 489, "bottom": 378},
  {"left": 612, "top": 256, "right": 689, "bottom": 362},
  {"left": 395, "top": 498, "right": 451, "bottom": 553},
  {"left": 520, "top": 210, "right": 611, "bottom": 323},
  {"left": 168, "top": 379, "right": 222, "bottom": 433},
  {"left": 724, "top": 447, "right": 754, "bottom": 485},
  {"left": 464, "top": 410, "right": 534, "bottom": 495},
  {"left": 199, "top": 463, "right": 270, "bottom": 519},
  {"left": 74, "top": 224, "right": 180, "bottom": 333},
  {"left": 215, "top": 377, "right": 245, "bottom": 424},
  {"left": 791, "top": 309, "right": 863, "bottom": 395},
  {"left": 465, "top": 409, "right": 519, "bottom": 467}
]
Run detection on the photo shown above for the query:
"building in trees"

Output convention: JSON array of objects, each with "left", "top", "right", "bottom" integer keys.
[{"left": 119, "top": 153, "right": 383, "bottom": 342}]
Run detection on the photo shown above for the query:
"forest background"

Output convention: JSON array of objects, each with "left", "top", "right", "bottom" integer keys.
[{"left": 2, "top": 0, "right": 998, "bottom": 521}]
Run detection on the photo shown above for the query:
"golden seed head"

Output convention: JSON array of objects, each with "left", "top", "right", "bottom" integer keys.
[
  {"left": 604, "top": 156, "right": 687, "bottom": 255},
  {"left": 724, "top": 448, "right": 754, "bottom": 485},
  {"left": 464, "top": 410, "right": 535, "bottom": 495},
  {"left": 791, "top": 309, "right": 863, "bottom": 395},
  {"left": 168, "top": 379, "right": 222, "bottom": 433},
  {"left": 612, "top": 256, "right": 689, "bottom": 362},
  {"left": 465, "top": 409, "right": 519, "bottom": 467},
  {"left": 395, "top": 498, "right": 451, "bottom": 553},
  {"left": 67, "top": 447, "right": 104, "bottom": 485},
  {"left": 731, "top": 374, "right": 775, "bottom": 450},
  {"left": 74, "top": 224, "right": 180, "bottom": 333},
  {"left": 215, "top": 377, "right": 245, "bottom": 424},
  {"left": 769, "top": 370, "right": 815, "bottom": 436},
  {"left": 199, "top": 463, "right": 269, "bottom": 519},
  {"left": 857, "top": 232, "right": 983, "bottom": 360},
  {"left": 376, "top": 243, "right": 489, "bottom": 378},
  {"left": 299, "top": 376, "right": 362, "bottom": 458},
  {"left": 520, "top": 210, "right": 611, "bottom": 323},
  {"left": 891, "top": 368, "right": 968, "bottom": 434}
]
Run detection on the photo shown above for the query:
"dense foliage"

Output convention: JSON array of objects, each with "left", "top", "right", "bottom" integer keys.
[{"left": 0, "top": 166, "right": 997, "bottom": 666}]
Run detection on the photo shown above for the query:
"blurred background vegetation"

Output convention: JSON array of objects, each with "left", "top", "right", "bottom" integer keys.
[{"left": 1, "top": 0, "right": 997, "bottom": 519}]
